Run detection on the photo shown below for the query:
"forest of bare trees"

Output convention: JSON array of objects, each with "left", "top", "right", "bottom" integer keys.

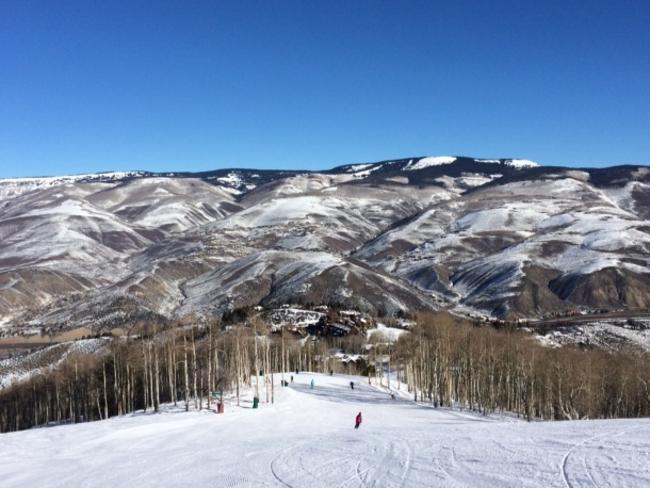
[
  {"left": 2, "top": 312, "right": 650, "bottom": 433},
  {"left": 396, "top": 313, "right": 650, "bottom": 420},
  {"left": 0, "top": 319, "right": 348, "bottom": 433}
]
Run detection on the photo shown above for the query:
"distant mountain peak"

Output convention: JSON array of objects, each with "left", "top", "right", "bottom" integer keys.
[{"left": 504, "top": 159, "right": 539, "bottom": 168}]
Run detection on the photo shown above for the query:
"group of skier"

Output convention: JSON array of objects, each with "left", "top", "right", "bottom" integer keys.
[{"left": 287, "top": 372, "right": 364, "bottom": 429}]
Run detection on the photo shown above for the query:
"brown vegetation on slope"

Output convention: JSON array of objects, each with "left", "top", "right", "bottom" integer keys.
[{"left": 397, "top": 313, "right": 650, "bottom": 420}]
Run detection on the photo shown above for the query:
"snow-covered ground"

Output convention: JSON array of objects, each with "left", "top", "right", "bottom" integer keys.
[
  {"left": 536, "top": 320, "right": 650, "bottom": 351},
  {"left": 1, "top": 373, "right": 648, "bottom": 487},
  {"left": 367, "top": 323, "right": 408, "bottom": 342}
]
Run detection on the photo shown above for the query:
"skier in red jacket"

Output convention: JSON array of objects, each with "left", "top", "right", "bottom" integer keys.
[{"left": 354, "top": 412, "right": 362, "bottom": 429}]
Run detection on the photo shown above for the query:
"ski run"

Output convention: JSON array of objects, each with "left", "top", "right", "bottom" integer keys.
[{"left": 1, "top": 372, "right": 649, "bottom": 487}]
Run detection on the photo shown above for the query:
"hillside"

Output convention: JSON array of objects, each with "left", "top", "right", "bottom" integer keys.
[
  {"left": 0, "top": 372, "right": 647, "bottom": 487},
  {"left": 1, "top": 156, "right": 650, "bottom": 339}
]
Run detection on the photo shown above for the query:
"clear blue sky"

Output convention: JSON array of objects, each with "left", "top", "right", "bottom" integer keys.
[{"left": 1, "top": 0, "right": 648, "bottom": 178}]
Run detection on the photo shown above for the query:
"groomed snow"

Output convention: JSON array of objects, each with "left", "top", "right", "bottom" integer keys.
[{"left": 1, "top": 372, "right": 648, "bottom": 487}]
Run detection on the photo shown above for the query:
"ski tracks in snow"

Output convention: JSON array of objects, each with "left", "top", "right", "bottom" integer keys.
[
  {"left": 269, "top": 434, "right": 413, "bottom": 488},
  {"left": 560, "top": 427, "right": 648, "bottom": 488},
  {"left": 4, "top": 373, "right": 650, "bottom": 488}
]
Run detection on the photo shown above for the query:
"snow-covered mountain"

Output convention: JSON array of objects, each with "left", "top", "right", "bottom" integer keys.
[{"left": 1, "top": 156, "right": 650, "bottom": 335}]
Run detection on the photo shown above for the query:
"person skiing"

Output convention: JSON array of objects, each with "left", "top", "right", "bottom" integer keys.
[
  {"left": 350, "top": 381, "right": 354, "bottom": 390},
  {"left": 290, "top": 375, "right": 294, "bottom": 383},
  {"left": 354, "top": 411, "right": 362, "bottom": 429},
  {"left": 310, "top": 378, "right": 315, "bottom": 389}
]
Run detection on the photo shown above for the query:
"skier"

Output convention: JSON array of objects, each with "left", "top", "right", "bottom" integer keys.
[
  {"left": 350, "top": 381, "right": 354, "bottom": 390},
  {"left": 354, "top": 411, "right": 362, "bottom": 429},
  {"left": 290, "top": 375, "right": 294, "bottom": 383},
  {"left": 310, "top": 378, "right": 315, "bottom": 389}
]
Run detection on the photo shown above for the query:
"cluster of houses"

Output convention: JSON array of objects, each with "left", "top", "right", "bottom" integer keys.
[{"left": 268, "top": 305, "right": 373, "bottom": 337}]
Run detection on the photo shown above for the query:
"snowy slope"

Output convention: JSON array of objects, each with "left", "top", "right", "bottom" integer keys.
[
  {"left": 0, "top": 338, "right": 107, "bottom": 389},
  {"left": 355, "top": 175, "right": 650, "bottom": 317},
  {"left": 87, "top": 177, "right": 240, "bottom": 232},
  {"left": 0, "top": 172, "right": 144, "bottom": 200},
  {"left": 0, "top": 372, "right": 648, "bottom": 487}
]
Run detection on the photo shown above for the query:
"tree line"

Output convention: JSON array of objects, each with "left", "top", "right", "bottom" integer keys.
[
  {"left": 0, "top": 319, "right": 348, "bottom": 433},
  {"left": 2, "top": 312, "right": 650, "bottom": 432},
  {"left": 395, "top": 313, "right": 650, "bottom": 420}
]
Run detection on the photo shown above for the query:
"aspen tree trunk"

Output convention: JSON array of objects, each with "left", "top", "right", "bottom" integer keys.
[
  {"left": 148, "top": 344, "right": 155, "bottom": 410},
  {"left": 265, "top": 339, "right": 270, "bottom": 403},
  {"left": 199, "top": 371, "right": 204, "bottom": 411},
  {"left": 214, "top": 348, "right": 220, "bottom": 402},
  {"left": 183, "top": 332, "right": 190, "bottom": 411},
  {"left": 254, "top": 327, "right": 260, "bottom": 399},
  {"left": 397, "top": 359, "right": 401, "bottom": 392},
  {"left": 167, "top": 341, "right": 175, "bottom": 406},
  {"left": 172, "top": 332, "right": 178, "bottom": 406},
  {"left": 32, "top": 384, "right": 38, "bottom": 425},
  {"left": 154, "top": 340, "right": 160, "bottom": 413},
  {"left": 96, "top": 389, "right": 103, "bottom": 420},
  {"left": 55, "top": 383, "right": 61, "bottom": 422},
  {"left": 142, "top": 340, "right": 149, "bottom": 412},
  {"left": 191, "top": 327, "right": 198, "bottom": 410},
  {"left": 74, "top": 362, "right": 79, "bottom": 422},
  {"left": 207, "top": 322, "right": 213, "bottom": 410},
  {"left": 235, "top": 333, "right": 241, "bottom": 406},
  {"left": 132, "top": 363, "right": 137, "bottom": 412},
  {"left": 102, "top": 361, "right": 109, "bottom": 420},
  {"left": 126, "top": 363, "right": 131, "bottom": 414},
  {"left": 113, "top": 351, "right": 120, "bottom": 415},
  {"left": 281, "top": 328, "right": 285, "bottom": 383}
]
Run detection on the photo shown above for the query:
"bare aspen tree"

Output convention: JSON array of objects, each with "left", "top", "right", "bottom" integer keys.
[
  {"left": 207, "top": 320, "right": 213, "bottom": 410},
  {"left": 235, "top": 328, "right": 242, "bottom": 406},
  {"left": 141, "top": 339, "right": 149, "bottom": 412},
  {"left": 112, "top": 350, "right": 119, "bottom": 416},
  {"left": 190, "top": 326, "right": 198, "bottom": 410},
  {"left": 147, "top": 342, "right": 154, "bottom": 411},
  {"left": 153, "top": 326, "right": 160, "bottom": 412},
  {"left": 167, "top": 337, "right": 175, "bottom": 406},
  {"left": 253, "top": 321, "right": 260, "bottom": 400},
  {"left": 281, "top": 328, "right": 286, "bottom": 384},
  {"left": 183, "top": 330, "right": 190, "bottom": 411},
  {"left": 265, "top": 334, "right": 270, "bottom": 403},
  {"left": 102, "top": 360, "right": 109, "bottom": 420}
]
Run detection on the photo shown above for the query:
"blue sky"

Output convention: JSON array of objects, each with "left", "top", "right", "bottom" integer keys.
[{"left": 1, "top": 0, "right": 648, "bottom": 178}]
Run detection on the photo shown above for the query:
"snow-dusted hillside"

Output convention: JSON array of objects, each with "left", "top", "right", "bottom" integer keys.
[
  {"left": 0, "top": 171, "right": 144, "bottom": 200},
  {"left": 354, "top": 173, "right": 650, "bottom": 317},
  {"left": 1, "top": 156, "right": 650, "bottom": 335},
  {"left": 0, "top": 372, "right": 647, "bottom": 487},
  {"left": 0, "top": 338, "right": 107, "bottom": 389}
]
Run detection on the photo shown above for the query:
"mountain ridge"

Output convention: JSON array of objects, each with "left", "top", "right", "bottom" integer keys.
[{"left": 1, "top": 155, "right": 649, "bottom": 337}]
